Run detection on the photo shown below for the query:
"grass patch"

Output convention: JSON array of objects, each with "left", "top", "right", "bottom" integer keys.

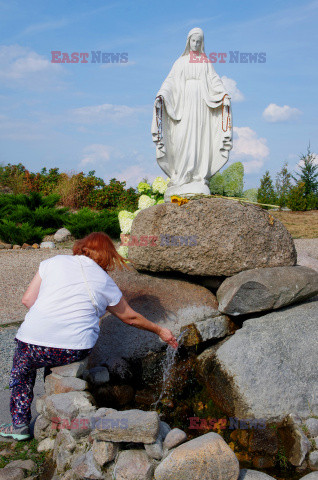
[
  {"left": 0, "top": 438, "right": 47, "bottom": 476},
  {"left": 271, "top": 210, "right": 318, "bottom": 238}
]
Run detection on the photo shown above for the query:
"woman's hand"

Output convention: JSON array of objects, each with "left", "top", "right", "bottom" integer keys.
[{"left": 158, "top": 327, "right": 179, "bottom": 350}]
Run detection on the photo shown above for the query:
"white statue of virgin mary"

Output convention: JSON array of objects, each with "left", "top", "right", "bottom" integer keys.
[{"left": 151, "top": 27, "right": 233, "bottom": 202}]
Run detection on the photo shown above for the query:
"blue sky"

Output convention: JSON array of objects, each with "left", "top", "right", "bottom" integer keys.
[{"left": 0, "top": 0, "right": 317, "bottom": 190}]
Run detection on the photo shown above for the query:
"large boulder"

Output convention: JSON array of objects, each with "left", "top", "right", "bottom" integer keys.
[
  {"left": 90, "top": 265, "right": 235, "bottom": 366},
  {"left": 128, "top": 198, "right": 297, "bottom": 276},
  {"left": 154, "top": 432, "right": 239, "bottom": 480},
  {"left": 196, "top": 300, "right": 318, "bottom": 422},
  {"left": 217, "top": 266, "right": 318, "bottom": 315}
]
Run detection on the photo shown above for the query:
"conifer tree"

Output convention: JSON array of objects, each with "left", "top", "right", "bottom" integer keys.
[{"left": 257, "top": 171, "right": 277, "bottom": 205}]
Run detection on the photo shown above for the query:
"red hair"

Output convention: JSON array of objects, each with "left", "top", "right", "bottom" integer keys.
[{"left": 73, "top": 232, "right": 134, "bottom": 272}]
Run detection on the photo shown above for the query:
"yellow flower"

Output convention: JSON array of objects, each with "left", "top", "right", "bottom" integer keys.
[{"left": 171, "top": 195, "right": 189, "bottom": 206}]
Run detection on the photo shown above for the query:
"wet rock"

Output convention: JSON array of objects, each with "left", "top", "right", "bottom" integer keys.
[
  {"left": 128, "top": 198, "right": 296, "bottom": 276},
  {"left": 154, "top": 432, "right": 239, "bottom": 480},
  {"left": 86, "top": 366, "right": 110, "bottom": 386},
  {"left": 279, "top": 415, "right": 311, "bottom": 466},
  {"left": 217, "top": 266, "right": 318, "bottom": 315},
  {"left": 114, "top": 450, "right": 154, "bottom": 480},
  {"left": 196, "top": 301, "right": 318, "bottom": 421},
  {"left": 94, "top": 384, "right": 134, "bottom": 407},
  {"left": 92, "top": 265, "right": 228, "bottom": 366},
  {"left": 102, "top": 356, "right": 133, "bottom": 383}
]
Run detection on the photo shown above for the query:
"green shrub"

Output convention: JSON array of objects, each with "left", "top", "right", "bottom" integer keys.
[
  {"left": 286, "top": 182, "right": 307, "bottom": 211},
  {"left": 242, "top": 188, "right": 258, "bottom": 203},
  {"left": 0, "top": 220, "right": 47, "bottom": 245},
  {"left": 0, "top": 192, "right": 69, "bottom": 244},
  {"left": 209, "top": 172, "right": 224, "bottom": 195},
  {"left": 65, "top": 208, "right": 120, "bottom": 239},
  {"left": 286, "top": 182, "right": 318, "bottom": 211}
]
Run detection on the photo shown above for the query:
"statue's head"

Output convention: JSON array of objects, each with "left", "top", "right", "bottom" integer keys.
[{"left": 182, "top": 27, "right": 205, "bottom": 56}]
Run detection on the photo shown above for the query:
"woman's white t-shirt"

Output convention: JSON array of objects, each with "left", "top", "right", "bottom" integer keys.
[{"left": 15, "top": 255, "right": 123, "bottom": 349}]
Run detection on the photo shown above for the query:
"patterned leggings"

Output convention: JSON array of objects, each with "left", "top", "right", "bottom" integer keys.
[{"left": 9, "top": 338, "right": 92, "bottom": 427}]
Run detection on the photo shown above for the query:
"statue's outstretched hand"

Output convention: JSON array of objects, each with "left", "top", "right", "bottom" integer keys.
[{"left": 158, "top": 327, "right": 179, "bottom": 350}]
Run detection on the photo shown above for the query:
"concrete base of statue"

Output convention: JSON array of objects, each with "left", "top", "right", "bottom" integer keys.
[{"left": 164, "top": 181, "right": 211, "bottom": 202}]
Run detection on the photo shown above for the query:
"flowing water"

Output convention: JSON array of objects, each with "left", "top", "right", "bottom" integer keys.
[{"left": 152, "top": 330, "right": 187, "bottom": 409}]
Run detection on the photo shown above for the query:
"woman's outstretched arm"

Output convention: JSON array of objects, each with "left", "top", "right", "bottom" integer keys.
[
  {"left": 22, "top": 271, "right": 42, "bottom": 309},
  {"left": 106, "top": 296, "right": 178, "bottom": 349}
]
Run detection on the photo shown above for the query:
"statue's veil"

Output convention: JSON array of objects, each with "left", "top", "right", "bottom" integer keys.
[{"left": 182, "top": 27, "right": 205, "bottom": 56}]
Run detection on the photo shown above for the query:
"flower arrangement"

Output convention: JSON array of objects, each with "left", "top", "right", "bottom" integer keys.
[{"left": 116, "top": 176, "right": 170, "bottom": 258}]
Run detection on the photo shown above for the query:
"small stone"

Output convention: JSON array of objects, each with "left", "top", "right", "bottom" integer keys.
[
  {"left": 305, "top": 419, "right": 318, "bottom": 437},
  {"left": 0, "top": 448, "right": 13, "bottom": 456},
  {"left": 42, "top": 391, "right": 96, "bottom": 421},
  {"left": 92, "top": 439, "right": 118, "bottom": 466},
  {"left": 145, "top": 435, "right": 164, "bottom": 460},
  {"left": 44, "top": 373, "right": 88, "bottom": 395},
  {"left": 4, "top": 460, "right": 36, "bottom": 471},
  {"left": 12, "top": 245, "right": 21, "bottom": 250},
  {"left": 314, "top": 437, "right": 318, "bottom": 448},
  {"left": 309, "top": 451, "right": 318, "bottom": 471},
  {"left": 40, "top": 241, "right": 55, "bottom": 249},
  {"left": 37, "top": 438, "right": 55, "bottom": 452},
  {"left": 0, "top": 467, "right": 24, "bottom": 480},
  {"left": 54, "top": 228, "right": 72, "bottom": 243},
  {"left": 238, "top": 469, "right": 276, "bottom": 480},
  {"left": 32, "top": 243, "right": 39, "bottom": 249},
  {"left": 0, "top": 243, "right": 12, "bottom": 249},
  {"left": 51, "top": 358, "right": 89, "bottom": 378},
  {"left": 300, "top": 473, "right": 318, "bottom": 480},
  {"left": 72, "top": 449, "right": 103, "bottom": 479},
  {"left": 159, "top": 421, "right": 171, "bottom": 441},
  {"left": 163, "top": 428, "right": 187, "bottom": 450},
  {"left": 115, "top": 450, "right": 154, "bottom": 480},
  {"left": 22, "top": 243, "right": 32, "bottom": 249}
]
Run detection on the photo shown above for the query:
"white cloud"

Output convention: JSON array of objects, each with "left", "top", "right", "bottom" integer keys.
[
  {"left": 232, "top": 126, "right": 269, "bottom": 173},
  {"left": 70, "top": 103, "right": 148, "bottom": 124},
  {"left": 0, "top": 45, "right": 66, "bottom": 90},
  {"left": 221, "top": 76, "right": 244, "bottom": 102},
  {"left": 262, "top": 103, "right": 302, "bottom": 123},
  {"left": 79, "top": 144, "right": 113, "bottom": 167},
  {"left": 110, "top": 164, "right": 158, "bottom": 188}
]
